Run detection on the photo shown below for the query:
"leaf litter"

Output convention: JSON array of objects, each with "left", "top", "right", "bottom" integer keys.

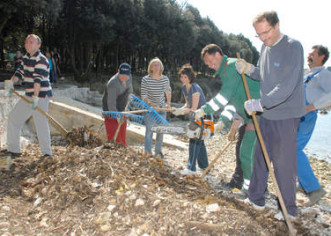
[{"left": 0, "top": 127, "right": 329, "bottom": 235}]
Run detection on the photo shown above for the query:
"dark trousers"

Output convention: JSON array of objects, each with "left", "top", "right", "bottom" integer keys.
[
  {"left": 187, "top": 139, "right": 209, "bottom": 171},
  {"left": 248, "top": 117, "right": 300, "bottom": 216}
]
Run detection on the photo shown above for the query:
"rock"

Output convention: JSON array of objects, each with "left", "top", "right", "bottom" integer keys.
[
  {"left": 0, "top": 221, "right": 10, "bottom": 228},
  {"left": 206, "top": 203, "right": 220, "bottom": 213},
  {"left": 300, "top": 207, "right": 319, "bottom": 217},
  {"left": 152, "top": 199, "right": 161, "bottom": 207},
  {"left": 1, "top": 205, "right": 10, "bottom": 212},
  {"left": 107, "top": 204, "right": 116, "bottom": 212},
  {"left": 100, "top": 224, "right": 111, "bottom": 232},
  {"left": 95, "top": 212, "right": 112, "bottom": 225},
  {"left": 135, "top": 199, "right": 145, "bottom": 207}
]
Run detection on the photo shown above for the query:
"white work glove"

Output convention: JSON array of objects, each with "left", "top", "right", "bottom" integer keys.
[
  {"left": 172, "top": 106, "right": 186, "bottom": 116},
  {"left": 32, "top": 95, "right": 39, "bottom": 109},
  {"left": 193, "top": 108, "right": 205, "bottom": 120},
  {"left": 214, "top": 121, "right": 225, "bottom": 134},
  {"left": 4, "top": 80, "right": 13, "bottom": 96},
  {"left": 236, "top": 59, "right": 253, "bottom": 74},
  {"left": 244, "top": 99, "right": 263, "bottom": 115}
]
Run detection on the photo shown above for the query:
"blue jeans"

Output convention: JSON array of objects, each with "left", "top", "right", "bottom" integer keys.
[
  {"left": 187, "top": 139, "right": 208, "bottom": 171},
  {"left": 144, "top": 112, "right": 166, "bottom": 155},
  {"left": 297, "top": 111, "right": 321, "bottom": 193}
]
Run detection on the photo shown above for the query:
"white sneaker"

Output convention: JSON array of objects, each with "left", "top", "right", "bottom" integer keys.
[
  {"left": 243, "top": 198, "right": 265, "bottom": 211},
  {"left": 180, "top": 169, "right": 197, "bottom": 176},
  {"left": 274, "top": 211, "right": 296, "bottom": 221}
]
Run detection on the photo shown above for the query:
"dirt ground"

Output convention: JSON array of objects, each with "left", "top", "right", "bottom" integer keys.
[{"left": 0, "top": 128, "right": 330, "bottom": 235}]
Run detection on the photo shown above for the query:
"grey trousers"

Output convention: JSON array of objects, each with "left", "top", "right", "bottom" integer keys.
[
  {"left": 7, "top": 96, "right": 52, "bottom": 156},
  {"left": 248, "top": 116, "right": 300, "bottom": 216}
]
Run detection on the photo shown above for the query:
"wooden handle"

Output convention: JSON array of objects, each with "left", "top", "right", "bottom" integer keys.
[
  {"left": 200, "top": 139, "right": 234, "bottom": 178},
  {"left": 124, "top": 107, "right": 175, "bottom": 114},
  {"left": 11, "top": 89, "right": 68, "bottom": 136}
]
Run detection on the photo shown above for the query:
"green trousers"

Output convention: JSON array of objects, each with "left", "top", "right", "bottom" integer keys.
[{"left": 240, "top": 128, "right": 257, "bottom": 191}]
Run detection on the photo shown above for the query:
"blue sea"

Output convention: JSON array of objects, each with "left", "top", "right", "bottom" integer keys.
[{"left": 306, "top": 112, "right": 331, "bottom": 163}]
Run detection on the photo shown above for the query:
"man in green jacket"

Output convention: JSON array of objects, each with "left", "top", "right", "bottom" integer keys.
[{"left": 194, "top": 44, "right": 260, "bottom": 195}]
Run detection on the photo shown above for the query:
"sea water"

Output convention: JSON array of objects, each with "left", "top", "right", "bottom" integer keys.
[{"left": 306, "top": 111, "right": 331, "bottom": 163}]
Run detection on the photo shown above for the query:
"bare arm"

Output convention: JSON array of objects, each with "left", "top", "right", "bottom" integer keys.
[{"left": 165, "top": 92, "right": 171, "bottom": 108}]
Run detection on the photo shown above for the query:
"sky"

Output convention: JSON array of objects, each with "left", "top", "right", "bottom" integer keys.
[{"left": 179, "top": 0, "right": 331, "bottom": 68}]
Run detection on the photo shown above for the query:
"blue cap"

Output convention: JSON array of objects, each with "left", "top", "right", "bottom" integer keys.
[{"left": 119, "top": 63, "right": 131, "bottom": 76}]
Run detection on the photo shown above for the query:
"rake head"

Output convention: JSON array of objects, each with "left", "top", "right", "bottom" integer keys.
[
  {"left": 102, "top": 111, "right": 144, "bottom": 124},
  {"left": 129, "top": 94, "right": 169, "bottom": 125}
]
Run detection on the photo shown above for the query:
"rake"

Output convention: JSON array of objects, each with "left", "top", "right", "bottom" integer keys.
[
  {"left": 129, "top": 94, "right": 169, "bottom": 125},
  {"left": 102, "top": 111, "right": 144, "bottom": 124}
]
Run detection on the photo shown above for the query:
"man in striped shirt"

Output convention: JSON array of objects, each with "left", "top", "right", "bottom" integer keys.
[{"left": 1, "top": 34, "right": 53, "bottom": 160}]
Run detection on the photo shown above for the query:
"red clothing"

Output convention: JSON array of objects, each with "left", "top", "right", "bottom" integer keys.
[{"left": 104, "top": 118, "right": 128, "bottom": 146}]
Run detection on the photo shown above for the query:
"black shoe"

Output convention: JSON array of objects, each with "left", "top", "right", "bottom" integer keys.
[
  {"left": 0, "top": 149, "right": 21, "bottom": 158},
  {"left": 225, "top": 181, "right": 242, "bottom": 190},
  {"left": 222, "top": 182, "right": 236, "bottom": 191},
  {"left": 42, "top": 154, "right": 52, "bottom": 158}
]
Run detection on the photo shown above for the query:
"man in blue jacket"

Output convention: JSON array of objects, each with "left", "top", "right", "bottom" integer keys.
[{"left": 297, "top": 45, "right": 330, "bottom": 206}]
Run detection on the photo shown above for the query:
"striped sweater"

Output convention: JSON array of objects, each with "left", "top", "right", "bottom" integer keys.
[
  {"left": 14, "top": 50, "right": 52, "bottom": 97},
  {"left": 141, "top": 75, "right": 171, "bottom": 108}
]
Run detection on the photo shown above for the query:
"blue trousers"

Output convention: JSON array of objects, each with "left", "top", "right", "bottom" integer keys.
[
  {"left": 187, "top": 139, "right": 209, "bottom": 171},
  {"left": 297, "top": 111, "right": 321, "bottom": 193},
  {"left": 248, "top": 117, "right": 300, "bottom": 216},
  {"left": 144, "top": 112, "right": 165, "bottom": 155}
]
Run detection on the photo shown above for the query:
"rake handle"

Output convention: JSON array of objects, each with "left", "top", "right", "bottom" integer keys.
[
  {"left": 113, "top": 118, "right": 124, "bottom": 142},
  {"left": 200, "top": 139, "right": 234, "bottom": 178},
  {"left": 11, "top": 89, "right": 68, "bottom": 136},
  {"left": 125, "top": 107, "right": 175, "bottom": 114},
  {"left": 236, "top": 53, "right": 296, "bottom": 235}
]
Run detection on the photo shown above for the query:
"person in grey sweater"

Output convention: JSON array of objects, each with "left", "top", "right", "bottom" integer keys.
[
  {"left": 102, "top": 63, "right": 133, "bottom": 146},
  {"left": 236, "top": 11, "right": 305, "bottom": 220}
]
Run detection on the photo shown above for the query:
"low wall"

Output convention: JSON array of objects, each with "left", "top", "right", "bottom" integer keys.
[{"left": 48, "top": 100, "right": 187, "bottom": 150}]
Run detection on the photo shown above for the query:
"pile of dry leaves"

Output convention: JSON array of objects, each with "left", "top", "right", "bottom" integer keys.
[{"left": 0, "top": 128, "right": 328, "bottom": 235}]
